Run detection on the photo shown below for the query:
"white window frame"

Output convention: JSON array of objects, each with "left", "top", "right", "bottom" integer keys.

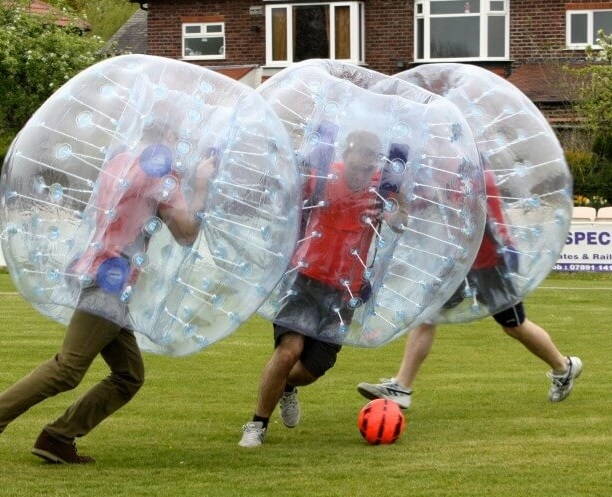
[
  {"left": 264, "top": 2, "right": 365, "bottom": 67},
  {"left": 566, "top": 9, "right": 612, "bottom": 49},
  {"left": 182, "top": 22, "right": 226, "bottom": 61},
  {"left": 414, "top": 0, "right": 509, "bottom": 62}
]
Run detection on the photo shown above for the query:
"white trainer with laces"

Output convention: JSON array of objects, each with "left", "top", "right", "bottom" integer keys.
[
  {"left": 279, "top": 389, "right": 301, "bottom": 428},
  {"left": 238, "top": 421, "right": 266, "bottom": 448},
  {"left": 548, "top": 356, "right": 583, "bottom": 402},
  {"left": 357, "top": 378, "right": 412, "bottom": 409}
]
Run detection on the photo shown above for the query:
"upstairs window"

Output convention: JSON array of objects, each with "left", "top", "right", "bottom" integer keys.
[
  {"left": 414, "top": 0, "right": 509, "bottom": 62},
  {"left": 265, "top": 2, "right": 365, "bottom": 67},
  {"left": 567, "top": 8, "right": 612, "bottom": 49},
  {"left": 182, "top": 22, "right": 225, "bottom": 60}
]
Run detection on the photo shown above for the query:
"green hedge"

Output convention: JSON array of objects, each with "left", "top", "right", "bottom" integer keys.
[
  {"left": 0, "top": 132, "right": 14, "bottom": 172},
  {"left": 566, "top": 135, "right": 612, "bottom": 208}
]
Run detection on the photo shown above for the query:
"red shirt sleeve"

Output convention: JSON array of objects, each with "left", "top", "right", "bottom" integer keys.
[{"left": 484, "top": 170, "right": 510, "bottom": 242}]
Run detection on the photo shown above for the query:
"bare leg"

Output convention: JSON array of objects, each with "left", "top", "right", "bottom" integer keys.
[
  {"left": 395, "top": 323, "right": 437, "bottom": 389},
  {"left": 254, "top": 332, "right": 305, "bottom": 418},
  {"left": 287, "top": 362, "right": 318, "bottom": 387},
  {"left": 502, "top": 318, "right": 568, "bottom": 372},
  {"left": 356, "top": 323, "right": 435, "bottom": 408}
]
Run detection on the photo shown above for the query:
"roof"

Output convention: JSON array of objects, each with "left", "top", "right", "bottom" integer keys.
[
  {"left": 213, "top": 66, "right": 257, "bottom": 81},
  {"left": 12, "top": 0, "right": 90, "bottom": 31},
  {"left": 106, "top": 8, "right": 148, "bottom": 54},
  {"left": 205, "top": 65, "right": 261, "bottom": 88},
  {"left": 507, "top": 62, "right": 587, "bottom": 104}
]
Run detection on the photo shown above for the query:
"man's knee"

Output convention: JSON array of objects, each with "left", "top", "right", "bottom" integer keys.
[
  {"left": 52, "top": 354, "right": 88, "bottom": 391},
  {"left": 112, "top": 368, "right": 145, "bottom": 399},
  {"left": 274, "top": 341, "right": 303, "bottom": 367}
]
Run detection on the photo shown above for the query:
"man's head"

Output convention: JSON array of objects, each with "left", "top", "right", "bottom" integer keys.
[{"left": 342, "top": 130, "right": 382, "bottom": 191}]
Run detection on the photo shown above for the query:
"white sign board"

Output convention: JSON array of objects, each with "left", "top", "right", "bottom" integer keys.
[{"left": 553, "top": 222, "right": 612, "bottom": 272}]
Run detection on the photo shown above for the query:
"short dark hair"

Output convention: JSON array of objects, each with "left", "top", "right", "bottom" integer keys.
[{"left": 343, "top": 130, "right": 382, "bottom": 158}]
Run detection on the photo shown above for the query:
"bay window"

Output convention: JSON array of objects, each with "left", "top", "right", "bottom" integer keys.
[{"left": 265, "top": 2, "right": 365, "bottom": 66}]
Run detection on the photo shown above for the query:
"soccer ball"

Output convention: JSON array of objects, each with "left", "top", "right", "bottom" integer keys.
[{"left": 357, "top": 398, "right": 406, "bottom": 445}]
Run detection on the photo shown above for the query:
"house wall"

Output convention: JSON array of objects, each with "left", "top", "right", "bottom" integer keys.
[
  {"left": 361, "top": 0, "right": 414, "bottom": 75},
  {"left": 148, "top": 1, "right": 264, "bottom": 64},
  {"left": 144, "top": 0, "right": 593, "bottom": 76},
  {"left": 509, "top": 0, "right": 593, "bottom": 69},
  {"left": 146, "top": 0, "right": 415, "bottom": 75}
]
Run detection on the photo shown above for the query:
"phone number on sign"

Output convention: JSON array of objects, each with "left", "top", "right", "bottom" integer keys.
[{"left": 553, "top": 263, "right": 612, "bottom": 272}]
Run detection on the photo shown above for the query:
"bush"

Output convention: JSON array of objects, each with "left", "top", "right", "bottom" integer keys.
[
  {"left": 592, "top": 133, "right": 612, "bottom": 160},
  {"left": 0, "top": 132, "right": 15, "bottom": 168},
  {"left": 566, "top": 148, "right": 612, "bottom": 207},
  {"left": 0, "top": 1, "right": 107, "bottom": 135}
]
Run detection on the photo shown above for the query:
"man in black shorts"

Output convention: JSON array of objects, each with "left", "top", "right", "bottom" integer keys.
[
  {"left": 357, "top": 171, "right": 582, "bottom": 410},
  {"left": 239, "top": 130, "right": 408, "bottom": 447}
]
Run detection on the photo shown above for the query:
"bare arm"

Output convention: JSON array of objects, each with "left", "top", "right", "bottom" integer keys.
[
  {"left": 383, "top": 192, "right": 410, "bottom": 233},
  {"left": 159, "top": 156, "right": 216, "bottom": 245}
]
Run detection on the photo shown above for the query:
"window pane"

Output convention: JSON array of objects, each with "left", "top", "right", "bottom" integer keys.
[
  {"left": 431, "top": 1, "right": 480, "bottom": 15},
  {"left": 464, "top": 1, "right": 480, "bottom": 13},
  {"left": 185, "top": 25, "right": 200, "bottom": 34},
  {"left": 358, "top": 2, "right": 364, "bottom": 61},
  {"left": 293, "top": 5, "right": 329, "bottom": 62},
  {"left": 490, "top": 1, "right": 504, "bottom": 11},
  {"left": 430, "top": 17, "right": 479, "bottom": 57},
  {"left": 335, "top": 6, "right": 351, "bottom": 59},
  {"left": 570, "top": 13, "right": 588, "bottom": 44},
  {"left": 487, "top": 15, "right": 505, "bottom": 57},
  {"left": 593, "top": 11, "right": 612, "bottom": 43},
  {"left": 417, "top": 18, "right": 424, "bottom": 59},
  {"left": 271, "top": 8, "right": 287, "bottom": 61},
  {"left": 206, "top": 25, "right": 222, "bottom": 34},
  {"left": 185, "top": 37, "right": 223, "bottom": 57}
]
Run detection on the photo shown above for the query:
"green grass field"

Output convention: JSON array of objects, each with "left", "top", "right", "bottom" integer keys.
[{"left": 0, "top": 272, "right": 610, "bottom": 497}]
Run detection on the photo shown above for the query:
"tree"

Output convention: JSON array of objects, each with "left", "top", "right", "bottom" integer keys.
[
  {"left": 564, "top": 30, "right": 612, "bottom": 207},
  {"left": 585, "top": 29, "right": 612, "bottom": 64},
  {"left": 574, "top": 30, "right": 612, "bottom": 148},
  {"left": 65, "top": 0, "right": 139, "bottom": 41},
  {"left": 0, "top": 1, "right": 107, "bottom": 137}
]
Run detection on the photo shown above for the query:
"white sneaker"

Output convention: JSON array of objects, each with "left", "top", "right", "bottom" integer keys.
[
  {"left": 238, "top": 421, "right": 266, "bottom": 448},
  {"left": 548, "top": 356, "right": 583, "bottom": 402},
  {"left": 279, "top": 389, "right": 301, "bottom": 428},
  {"left": 357, "top": 378, "right": 412, "bottom": 409}
]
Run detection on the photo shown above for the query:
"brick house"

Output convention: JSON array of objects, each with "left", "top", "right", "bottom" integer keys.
[{"left": 126, "top": 0, "right": 612, "bottom": 125}]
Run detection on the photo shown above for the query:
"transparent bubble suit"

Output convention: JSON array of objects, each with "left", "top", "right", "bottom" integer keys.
[
  {"left": 0, "top": 54, "right": 301, "bottom": 356},
  {"left": 397, "top": 63, "right": 572, "bottom": 323},
  {"left": 257, "top": 60, "right": 487, "bottom": 346}
]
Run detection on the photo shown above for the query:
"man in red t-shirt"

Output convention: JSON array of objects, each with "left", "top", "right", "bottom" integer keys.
[
  {"left": 0, "top": 126, "right": 214, "bottom": 464},
  {"left": 71, "top": 144, "right": 207, "bottom": 296},
  {"left": 240, "top": 130, "right": 406, "bottom": 447},
  {"left": 357, "top": 166, "right": 582, "bottom": 410}
]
